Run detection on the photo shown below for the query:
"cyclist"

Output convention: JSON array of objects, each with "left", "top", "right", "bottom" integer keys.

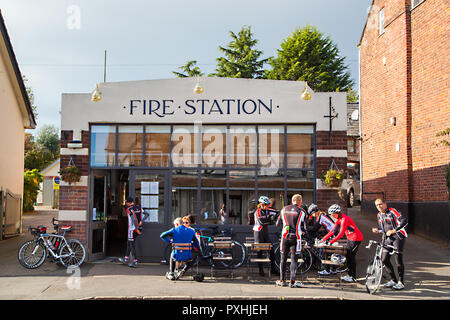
[
  {"left": 253, "top": 195, "right": 279, "bottom": 276},
  {"left": 160, "top": 218, "right": 201, "bottom": 281},
  {"left": 118, "top": 197, "right": 142, "bottom": 268},
  {"left": 307, "top": 203, "right": 337, "bottom": 276},
  {"left": 372, "top": 198, "right": 408, "bottom": 290},
  {"left": 276, "top": 194, "right": 306, "bottom": 288},
  {"left": 321, "top": 204, "right": 364, "bottom": 282}
]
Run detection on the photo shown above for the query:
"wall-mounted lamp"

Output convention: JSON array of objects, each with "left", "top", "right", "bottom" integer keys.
[
  {"left": 193, "top": 77, "right": 204, "bottom": 94},
  {"left": 91, "top": 84, "right": 102, "bottom": 102},
  {"left": 389, "top": 116, "right": 396, "bottom": 126},
  {"left": 301, "top": 82, "right": 312, "bottom": 100}
]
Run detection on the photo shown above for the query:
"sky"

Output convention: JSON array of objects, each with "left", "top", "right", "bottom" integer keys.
[{"left": 0, "top": 0, "right": 372, "bottom": 134}]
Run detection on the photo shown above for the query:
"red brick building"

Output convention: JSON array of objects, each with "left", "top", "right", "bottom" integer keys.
[{"left": 359, "top": 0, "right": 449, "bottom": 244}]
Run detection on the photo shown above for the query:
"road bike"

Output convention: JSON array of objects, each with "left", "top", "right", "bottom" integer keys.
[
  {"left": 18, "top": 218, "right": 86, "bottom": 269},
  {"left": 162, "top": 225, "right": 246, "bottom": 269},
  {"left": 365, "top": 235, "right": 398, "bottom": 294},
  {"left": 272, "top": 232, "right": 313, "bottom": 275}
]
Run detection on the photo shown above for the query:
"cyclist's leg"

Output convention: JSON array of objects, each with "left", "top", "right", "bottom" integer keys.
[
  {"left": 345, "top": 240, "right": 360, "bottom": 279},
  {"left": 279, "top": 239, "right": 288, "bottom": 281},
  {"left": 381, "top": 247, "right": 397, "bottom": 282},
  {"left": 288, "top": 241, "right": 298, "bottom": 283},
  {"left": 393, "top": 238, "right": 406, "bottom": 284}
]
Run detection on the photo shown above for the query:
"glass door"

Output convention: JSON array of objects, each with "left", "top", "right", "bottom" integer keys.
[
  {"left": 88, "top": 170, "right": 110, "bottom": 261},
  {"left": 129, "top": 170, "right": 169, "bottom": 262}
]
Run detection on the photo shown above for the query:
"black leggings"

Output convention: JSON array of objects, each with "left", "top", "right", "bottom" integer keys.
[
  {"left": 125, "top": 232, "right": 139, "bottom": 260},
  {"left": 279, "top": 237, "right": 299, "bottom": 283},
  {"left": 345, "top": 241, "right": 361, "bottom": 279},
  {"left": 382, "top": 237, "right": 406, "bottom": 283}
]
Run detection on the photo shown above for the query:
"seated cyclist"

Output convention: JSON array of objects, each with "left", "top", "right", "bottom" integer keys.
[{"left": 160, "top": 218, "right": 200, "bottom": 281}]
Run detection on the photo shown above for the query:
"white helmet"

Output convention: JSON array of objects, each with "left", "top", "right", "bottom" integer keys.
[{"left": 328, "top": 204, "right": 342, "bottom": 215}]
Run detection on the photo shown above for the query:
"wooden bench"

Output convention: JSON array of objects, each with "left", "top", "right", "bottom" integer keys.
[
  {"left": 209, "top": 240, "right": 235, "bottom": 279},
  {"left": 316, "top": 244, "right": 347, "bottom": 286},
  {"left": 247, "top": 243, "right": 273, "bottom": 281}
]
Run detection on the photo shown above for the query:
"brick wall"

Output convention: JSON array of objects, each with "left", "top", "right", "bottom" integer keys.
[
  {"left": 58, "top": 220, "right": 87, "bottom": 247},
  {"left": 410, "top": 0, "right": 450, "bottom": 202}
]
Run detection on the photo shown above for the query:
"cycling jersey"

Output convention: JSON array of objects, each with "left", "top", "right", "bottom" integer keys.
[
  {"left": 126, "top": 204, "right": 142, "bottom": 240},
  {"left": 279, "top": 204, "right": 306, "bottom": 253},
  {"left": 322, "top": 213, "right": 363, "bottom": 244},
  {"left": 377, "top": 207, "right": 408, "bottom": 239},
  {"left": 160, "top": 225, "right": 200, "bottom": 262},
  {"left": 253, "top": 207, "right": 278, "bottom": 232}
]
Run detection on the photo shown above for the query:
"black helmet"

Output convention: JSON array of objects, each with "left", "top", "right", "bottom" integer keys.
[
  {"left": 126, "top": 196, "right": 134, "bottom": 203},
  {"left": 308, "top": 204, "right": 319, "bottom": 215}
]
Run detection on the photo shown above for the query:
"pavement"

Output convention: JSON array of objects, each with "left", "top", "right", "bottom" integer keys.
[{"left": 0, "top": 205, "right": 449, "bottom": 301}]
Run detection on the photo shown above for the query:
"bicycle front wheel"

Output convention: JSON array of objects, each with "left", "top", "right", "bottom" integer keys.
[
  {"left": 366, "top": 257, "right": 383, "bottom": 294},
  {"left": 59, "top": 239, "right": 86, "bottom": 268},
  {"left": 19, "top": 240, "right": 47, "bottom": 269}
]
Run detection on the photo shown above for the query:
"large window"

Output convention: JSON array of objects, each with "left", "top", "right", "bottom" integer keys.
[{"left": 90, "top": 124, "right": 316, "bottom": 225}]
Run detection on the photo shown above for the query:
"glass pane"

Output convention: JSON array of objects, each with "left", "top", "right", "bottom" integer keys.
[
  {"left": 228, "top": 126, "right": 256, "bottom": 168},
  {"left": 229, "top": 190, "right": 257, "bottom": 225},
  {"left": 90, "top": 125, "right": 115, "bottom": 167},
  {"left": 172, "top": 125, "right": 199, "bottom": 167},
  {"left": 118, "top": 126, "right": 143, "bottom": 167},
  {"left": 199, "top": 190, "right": 225, "bottom": 224},
  {"left": 200, "top": 169, "right": 226, "bottom": 188},
  {"left": 258, "top": 168, "right": 284, "bottom": 189},
  {"left": 286, "top": 126, "right": 314, "bottom": 169},
  {"left": 145, "top": 126, "right": 170, "bottom": 167},
  {"left": 93, "top": 175, "right": 106, "bottom": 221},
  {"left": 286, "top": 191, "right": 314, "bottom": 208},
  {"left": 229, "top": 170, "right": 255, "bottom": 189},
  {"left": 258, "top": 126, "right": 284, "bottom": 169},
  {"left": 286, "top": 170, "right": 315, "bottom": 189},
  {"left": 202, "top": 126, "right": 226, "bottom": 167},
  {"left": 135, "top": 174, "right": 165, "bottom": 224},
  {"left": 171, "top": 169, "right": 198, "bottom": 224}
]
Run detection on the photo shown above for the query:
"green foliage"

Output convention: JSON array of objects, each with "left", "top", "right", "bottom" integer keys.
[
  {"left": 23, "top": 169, "right": 43, "bottom": 212},
  {"left": 172, "top": 60, "right": 204, "bottom": 78},
  {"left": 22, "top": 75, "right": 38, "bottom": 120},
  {"left": 266, "top": 25, "right": 354, "bottom": 92},
  {"left": 59, "top": 165, "right": 81, "bottom": 184},
  {"left": 321, "top": 169, "right": 344, "bottom": 188},
  {"left": 24, "top": 125, "right": 60, "bottom": 171},
  {"left": 36, "top": 124, "right": 60, "bottom": 156},
  {"left": 212, "top": 26, "right": 269, "bottom": 79},
  {"left": 436, "top": 128, "right": 450, "bottom": 147}
]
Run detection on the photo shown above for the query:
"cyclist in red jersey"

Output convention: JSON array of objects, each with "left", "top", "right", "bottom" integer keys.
[{"left": 321, "top": 204, "right": 363, "bottom": 282}]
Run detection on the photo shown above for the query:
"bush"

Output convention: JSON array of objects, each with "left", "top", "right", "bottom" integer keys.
[{"left": 23, "top": 169, "right": 43, "bottom": 212}]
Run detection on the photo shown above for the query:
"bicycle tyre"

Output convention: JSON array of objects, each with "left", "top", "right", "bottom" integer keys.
[
  {"left": 273, "top": 244, "right": 313, "bottom": 275},
  {"left": 229, "top": 240, "right": 246, "bottom": 269},
  {"left": 59, "top": 239, "right": 86, "bottom": 268},
  {"left": 19, "top": 240, "right": 47, "bottom": 269},
  {"left": 365, "top": 257, "right": 383, "bottom": 294}
]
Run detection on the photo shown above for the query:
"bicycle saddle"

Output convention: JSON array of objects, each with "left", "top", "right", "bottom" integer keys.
[{"left": 60, "top": 225, "right": 72, "bottom": 231}]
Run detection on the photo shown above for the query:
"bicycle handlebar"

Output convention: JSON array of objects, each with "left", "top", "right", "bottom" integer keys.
[{"left": 365, "top": 239, "right": 399, "bottom": 255}]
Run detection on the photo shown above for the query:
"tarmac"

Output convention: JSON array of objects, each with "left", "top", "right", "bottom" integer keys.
[{"left": 0, "top": 205, "right": 449, "bottom": 301}]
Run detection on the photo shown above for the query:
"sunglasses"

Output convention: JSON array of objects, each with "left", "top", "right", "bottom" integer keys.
[{"left": 183, "top": 221, "right": 190, "bottom": 224}]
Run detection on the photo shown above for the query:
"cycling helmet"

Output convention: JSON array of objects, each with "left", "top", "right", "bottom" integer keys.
[
  {"left": 330, "top": 253, "right": 346, "bottom": 264},
  {"left": 328, "top": 204, "right": 342, "bottom": 215},
  {"left": 258, "top": 196, "right": 271, "bottom": 205},
  {"left": 308, "top": 203, "right": 319, "bottom": 215}
]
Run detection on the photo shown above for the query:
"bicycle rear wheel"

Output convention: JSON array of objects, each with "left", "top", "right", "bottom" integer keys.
[
  {"left": 366, "top": 257, "right": 383, "bottom": 294},
  {"left": 19, "top": 240, "right": 47, "bottom": 269},
  {"left": 273, "top": 244, "right": 313, "bottom": 274},
  {"left": 59, "top": 239, "right": 86, "bottom": 268}
]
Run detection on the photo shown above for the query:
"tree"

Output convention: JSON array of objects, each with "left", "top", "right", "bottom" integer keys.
[
  {"left": 212, "top": 26, "right": 269, "bottom": 79},
  {"left": 23, "top": 169, "right": 43, "bottom": 212},
  {"left": 36, "top": 124, "right": 60, "bottom": 156},
  {"left": 172, "top": 60, "right": 204, "bottom": 78},
  {"left": 266, "top": 25, "right": 354, "bottom": 92},
  {"left": 22, "top": 75, "right": 38, "bottom": 120}
]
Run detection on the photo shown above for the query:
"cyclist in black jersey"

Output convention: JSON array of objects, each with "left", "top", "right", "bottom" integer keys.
[
  {"left": 372, "top": 199, "right": 408, "bottom": 290},
  {"left": 276, "top": 194, "right": 306, "bottom": 288}
]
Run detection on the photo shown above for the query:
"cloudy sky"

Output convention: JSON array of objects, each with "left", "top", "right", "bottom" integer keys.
[{"left": 0, "top": 0, "right": 372, "bottom": 133}]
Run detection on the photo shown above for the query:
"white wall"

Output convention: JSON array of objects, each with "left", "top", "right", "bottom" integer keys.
[
  {"left": 0, "top": 50, "right": 25, "bottom": 197},
  {"left": 61, "top": 78, "right": 347, "bottom": 131}
]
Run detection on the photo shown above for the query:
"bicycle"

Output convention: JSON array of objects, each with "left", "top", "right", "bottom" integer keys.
[
  {"left": 18, "top": 218, "right": 86, "bottom": 269},
  {"left": 365, "top": 235, "right": 398, "bottom": 294},
  {"left": 163, "top": 225, "right": 246, "bottom": 269},
  {"left": 272, "top": 232, "right": 313, "bottom": 275}
]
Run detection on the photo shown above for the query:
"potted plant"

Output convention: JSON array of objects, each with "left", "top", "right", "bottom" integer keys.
[
  {"left": 59, "top": 164, "right": 81, "bottom": 184},
  {"left": 321, "top": 168, "right": 344, "bottom": 188}
]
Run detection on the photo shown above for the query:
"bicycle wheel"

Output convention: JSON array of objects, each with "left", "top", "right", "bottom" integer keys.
[
  {"left": 59, "top": 239, "right": 86, "bottom": 268},
  {"left": 19, "top": 240, "right": 47, "bottom": 269},
  {"left": 229, "top": 240, "right": 246, "bottom": 269},
  {"left": 273, "top": 244, "right": 312, "bottom": 274},
  {"left": 366, "top": 257, "right": 383, "bottom": 294}
]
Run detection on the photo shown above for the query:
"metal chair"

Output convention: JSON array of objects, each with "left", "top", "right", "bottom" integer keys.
[{"left": 246, "top": 242, "right": 272, "bottom": 282}]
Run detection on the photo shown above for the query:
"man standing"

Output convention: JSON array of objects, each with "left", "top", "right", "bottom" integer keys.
[
  {"left": 372, "top": 199, "right": 408, "bottom": 290},
  {"left": 276, "top": 194, "right": 306, "bottom": 288},
  {"left": 119, "top": 196, "right": 142, "bottom": 268}
]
